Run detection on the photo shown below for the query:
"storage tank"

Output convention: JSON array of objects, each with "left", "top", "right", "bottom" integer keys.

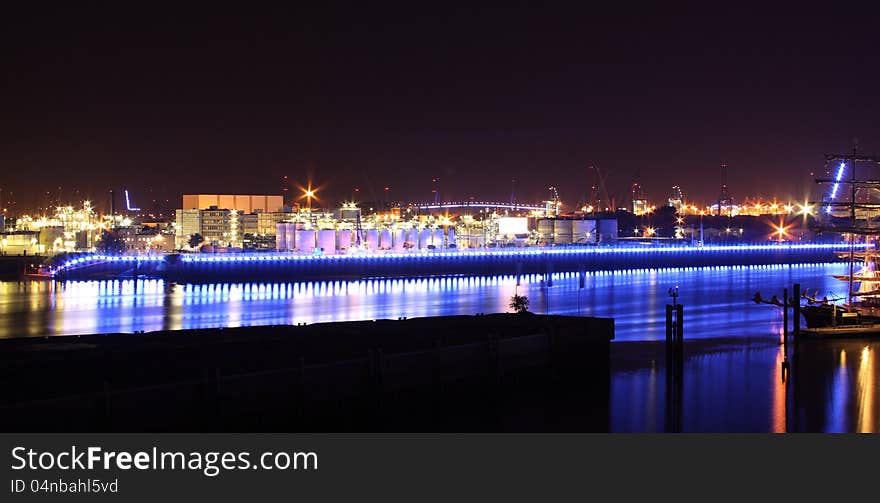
[
  {"left": 392, "top": 229, "right": 406, "bottom": 252},
  {"left": 537, "top": 219, "right": 555, "bottom": 244},
  {"left": 366, "top": 229, "right": 379, "bottom": 252},
  {"left": 554, "top": 219, "right": 573, "bottom": 245},
  {"left": 447, "top": 228, "right": 456, "bottom": 248},
  {"left": 597, "top": 219, "right": 619, "bottom": 243},
  {"left": 572, "top": 219, "right": 597, "bottom": 244},
  {"left": 337, "top": 229, "right": 352, "bottom": 251},
  {"left": 296, "top": 229, "right": 315, "bottom": 253},
  {"left": 276, "top": 223, "right": 288, "bottom": 251},
  {"left": 379, "top": 229, "right": 393, "bottom": 250},
  {"left": 406, "top": 229, "right": 419, "bottom": 249},
  {"left": 317, "top": 230, "right": 336, "bottom": 255},
  {"left": 285, "top": 224, "right": 296, "bottom": 251},
  {"left": 418, "top": 229, "right": 432, "bottom": 249},
  {"left": 432, "top": 228, "right": 444, "bottom": 249}
]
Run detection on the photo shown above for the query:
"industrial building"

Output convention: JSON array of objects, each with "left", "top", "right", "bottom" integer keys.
[
  {"left": 182, "top": 194, "right": 284, "bottom": 214},
  {"left": 175, "top": 207, "right": 243, "bottom": 248}
]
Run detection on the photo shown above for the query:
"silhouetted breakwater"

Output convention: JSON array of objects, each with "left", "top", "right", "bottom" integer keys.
[
  {"left": 0, "top": 313, "right": 613, "bottom": 432},
  {"left": 50, "top": 243, "right": 864, "bottom": 282}
]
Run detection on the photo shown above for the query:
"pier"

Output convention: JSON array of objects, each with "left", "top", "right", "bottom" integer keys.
[{"left": 50, "top": 243, "right": 870, "bottom": 283}]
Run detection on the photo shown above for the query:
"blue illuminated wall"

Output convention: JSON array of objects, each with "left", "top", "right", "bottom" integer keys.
[{"left": 51, "top": 244, "right": 868, "bottom": 283}]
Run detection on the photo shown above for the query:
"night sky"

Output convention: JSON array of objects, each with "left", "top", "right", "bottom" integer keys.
[{"left": 2, "top": 5, "right": 879, "bottom": 213}]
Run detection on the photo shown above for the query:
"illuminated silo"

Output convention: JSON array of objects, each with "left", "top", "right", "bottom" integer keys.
[
  {"left": 317, "top": 229, "right": 336, "bottom": 255},
  {"left": 392, "top": 229, "right": 406, "bottom": 252},
  {"left": 338, "top": 229, "right": 352, "bottom": 252},
  {"left": 554, "top": 219, "right": 573, "bottom": 245},
  {"left": 297, "top": 229, "right": 316, "bottom": 253},
  {"left": 276, "top": 222, "right": 288, "bottom": 251},
  {"left": 418, "top": 229, "right": 431, "bottom": 249},
  {"left": 572, "top": 219, "right": 597, "bottom": 244},
  {"left": 432, "top": 228, "right": 444, "bottom": 249},
  {"left": 366, "top": 229, "right": 379, "bottom": 252},
  {"left": 379, "top": 229, "right": 392, "bottom": 250}
]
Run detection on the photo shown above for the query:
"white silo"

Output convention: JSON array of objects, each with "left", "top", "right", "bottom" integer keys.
[
  {"left": 406, "top": 229, "right": 419, "bottom": 249},
  {"left": 418, "top": 229, "right": 431, "bottom": 249},
  {"left": 432, "top": 228, "right": 444, "bottom": 249},
  {"left": 276, "top": 223, "right": 288, "bottom": 251},
  {"left": 317, "top": 230, "right": 336, "bottom": 255},
  {"left": 572, "top": 219, "right": 597, "bottom": 244},
  {"left": 379, "top": 229, "right": 393, "bottom": 250},
  {"left": 297, "top": 229, "right": 316, "bottom": 253},
  {"left": 337, "top": 229, "right": 352, "bottom": 252},
  {"left": 392, "top": 229, "right": 406, "bottom": 252},
  {"left": 554, "top": 219, "right": 573, "bottom": 245},
  {"left": 366, "top": 229, "right": 379, "bottom": 252},
  {"left": 285, "top": 223, "right": 297, "bottom": 251}
]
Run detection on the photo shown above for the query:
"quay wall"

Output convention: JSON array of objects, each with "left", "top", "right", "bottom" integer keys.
[
  {"left": 49, "top": 244, "right": 866, "bottom": 283},
  {"left": 0, "top": 313, "right": 613, "bottom": 432}
]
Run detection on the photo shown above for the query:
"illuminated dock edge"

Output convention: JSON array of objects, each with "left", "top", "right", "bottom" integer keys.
[{"left": 49, "top": 243, "right": 869, "bottom": 282}]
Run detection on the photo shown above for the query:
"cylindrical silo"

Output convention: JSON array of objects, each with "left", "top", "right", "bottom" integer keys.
[
  {"left": 285, "top": 223, "right": 296, "bottom": 251},
  {"left": 598, "top": 219, "right": 618, "bottom": 243},
  {"left": 379, "top": 229, "right": 392, "bottom": 250},
  {"left": 392, "top": 229, "right": 406, "bottom": 252},
  {"left": 276, "top": 223, "right": 288, "bottom": 251},
  {"left": 366, "top": 229, "right": 379, "bottom": 252},
  {"left": 432, "top": 228, "right": 444, "bottom": 249},
  {"left": 317, "top": 230, "right": 336, "bottom": 255},
  {"left": 554, "top": 219, "right": 573, "bottom": 245},
  {"left": 337, "top": 229, "right": 352, "bottom": 252},
  {"left": 418, "top": 229, "right": 431, "bottom": 249},
  {"left": 297, "top": 229, "right": 315, "bottom": 253},
  {"left": 447, "top": 228, "right": 456, "bottom": 248},
  {"left": 406, "top": 229, "right": 419, "bottom": 249},
  {"left": 537, "top": 219, "right": 555, "bottom": 244},
  {"left": 572, "top": 219, "right": 597, "bottom": 244}
]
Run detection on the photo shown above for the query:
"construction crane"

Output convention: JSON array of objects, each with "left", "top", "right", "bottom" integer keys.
[{"left": 588, "top": 165, "right": 614, "bottom": 212}]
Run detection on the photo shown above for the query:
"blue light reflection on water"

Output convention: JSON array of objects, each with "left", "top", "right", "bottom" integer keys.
[
  {"left": 2, "top": 263, "right": 878, "bottom": 432},
  {"left": 0, "top": 263, "right": 851, "bottom": 340}
]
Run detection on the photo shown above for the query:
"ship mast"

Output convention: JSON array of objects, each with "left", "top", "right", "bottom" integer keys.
[{"left": 814, "top": 143, "right": 880, "bottom": 306}]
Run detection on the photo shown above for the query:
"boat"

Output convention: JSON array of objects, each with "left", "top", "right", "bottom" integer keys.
[
  {"left": 754, "top": 146, "right": 880, "bottom": 336},
  {"left": 798, "top": 147, "right": 880, "bottom": 333}
]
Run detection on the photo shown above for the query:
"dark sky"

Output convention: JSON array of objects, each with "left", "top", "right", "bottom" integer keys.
[{"left": 2, "top": 4, "right": 880, "bottom": 213}]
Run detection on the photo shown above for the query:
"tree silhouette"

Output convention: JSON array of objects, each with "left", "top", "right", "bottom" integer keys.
[
  {"left": 509, "top": 293, "right": 530, "bottom": 314},
  {"left": 188, "top": 233, "right": 205, "bottom": 249},
  {"left": 96, "top": 230, "right": 125, "bottom": 255}
]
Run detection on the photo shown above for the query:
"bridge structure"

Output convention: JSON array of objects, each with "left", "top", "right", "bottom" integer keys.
[{"left": 415, "top": 201, "right": 547, "bottom": 212}]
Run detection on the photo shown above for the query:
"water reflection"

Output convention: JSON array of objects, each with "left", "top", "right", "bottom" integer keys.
[
  {"left": 2, "top": 263, "right": 879, "bottom": 431},
  {"left": 0, "top": 263, "right": 851, "bottom": 340},
  {"left": 611, "top": 338, "right": 880, "bottom": 432}
]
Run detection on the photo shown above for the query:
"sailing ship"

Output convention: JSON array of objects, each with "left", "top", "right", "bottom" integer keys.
[{"left": 795, "top": 146, "right": 880, "bottom": 331}]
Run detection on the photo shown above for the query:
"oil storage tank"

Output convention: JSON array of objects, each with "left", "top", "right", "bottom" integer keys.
[
  {"left": 554, "top": 219, "right": 573, "bottom": 245},
  {"left": 276, "top": 223, "right": 288, "bottom": 251},
  {"left": 597, "top": 219, "right": 619, "bottom": 243},
  {"left": 432, "top": 228, "right": 444, "bottom": 249},
  {"left": 317, "top": 229, "right": 336, "bottom": 255},
  {"left": 337, "top": 229, "right": 352, "bottom": 252},
  {"left": 380, "top": 229, "right": 393, "bottom": 250},
  {"left": 297, "top": 229, "right": 315, "bottom": 253},
  {"left": 537, "top": 219, "right": 555, "bottom": 245},
  {"left": 392, "top": 229, "right": 406, "bottom": 252},
  {"left": 366, "top": 229, "right": 379, "bottom": 252},
  {"left": 406, "top": 229, "right": 419, "bottom": 249},
  {"left": 418, "top": 229, "right": 431, "bottom": 249},
  {"left": 572, "top": 219, "right": 597, "bottom": 244}
]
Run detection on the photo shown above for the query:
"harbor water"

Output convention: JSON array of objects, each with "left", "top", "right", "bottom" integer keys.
[{"left": 1, "top": 262, "right": 877, "bottom": 432}]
